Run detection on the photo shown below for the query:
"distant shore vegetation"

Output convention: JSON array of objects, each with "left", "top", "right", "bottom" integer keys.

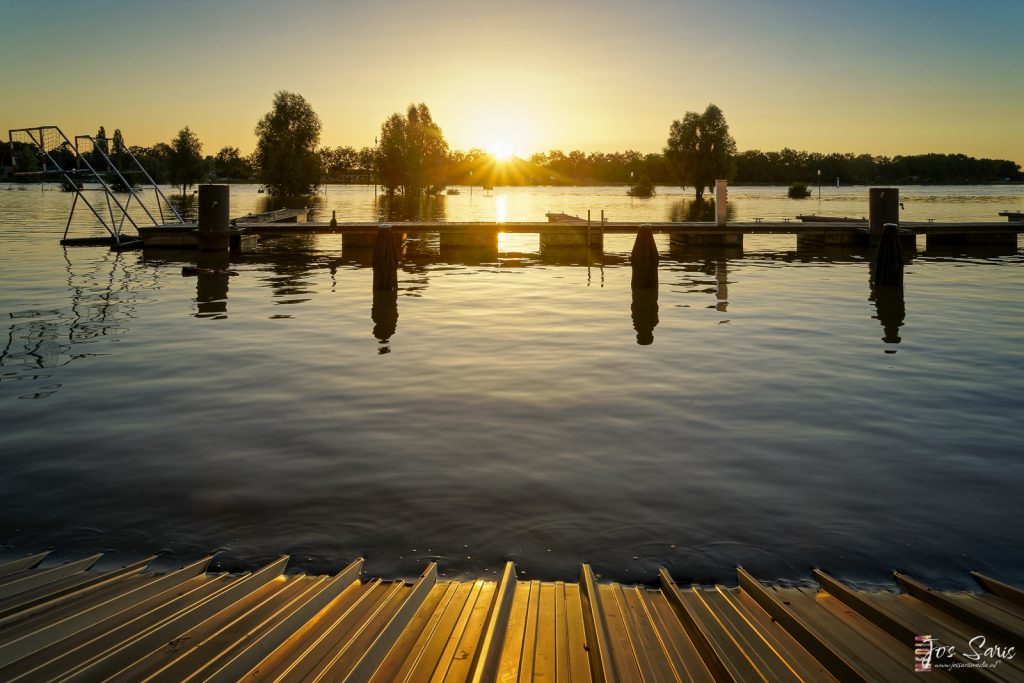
[{"left": 3, "top": 94, "right": 1021, "bottom": 196}]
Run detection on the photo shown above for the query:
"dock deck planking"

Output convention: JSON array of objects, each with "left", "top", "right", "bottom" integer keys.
[{"left": 0, "top": 550, "right": 1021, "bottom": 681}]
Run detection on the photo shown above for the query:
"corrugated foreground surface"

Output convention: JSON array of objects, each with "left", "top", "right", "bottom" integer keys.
[{"left": 0, "top": 552, "right": 1022, "bottom": 682}]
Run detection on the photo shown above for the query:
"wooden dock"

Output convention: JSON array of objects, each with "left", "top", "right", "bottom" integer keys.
[{"left": 1, "top": 551, "right": 1022, "bottom": 681}]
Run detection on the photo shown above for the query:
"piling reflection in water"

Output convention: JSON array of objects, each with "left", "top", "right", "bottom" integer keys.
[
  {"left": 371, "top": 290, "right": 399, "bottom": 354},
  {"left": 630, "top": 225, "right": 659, "bottom": 345},
  {"left": 871, "top": 286, "right": 906, "bottom": 351},
  {"left": 194, "top": 250, "right": 231, "bottom": 319}
]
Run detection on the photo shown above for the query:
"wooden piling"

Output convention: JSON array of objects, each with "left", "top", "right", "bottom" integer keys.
[
  {"left": 868, "top": 187, "right": 899, "bottom": 244},
  {"left": 631, "top": 224, "right": 659, "bottom": 290},
  {"left": 196, "top": 184, "right": 231, "bottom": 251},
  {"left": 372, "top": 224, "right": 399, "bottom": 291},
  {"left": 872, "top": 223, "right": 904, "bottom": 287}
]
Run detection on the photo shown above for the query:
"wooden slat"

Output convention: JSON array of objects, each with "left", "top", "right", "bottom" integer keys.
[
  {"left": 496, "top": 582, "right": 531, "bottom": 683},
  {"left": 813, "top": 570, "right": 992, "bottom": 683},
  {"left": 107, "top": 576, "right": 294, "bottom": 682},
  {"left": 725, "top": 587, "right": 838, "bottom": 682},
  {"left": 563, "top": 584, "right": 592, "bottom": 682},
  {"left": 202, "top": 557, "right": 363, "bottom": 683},
  {"left": 778, "top": 588, "right": 940, "bottom": 683},
  {"left": 442, "top": 581, "right": 497, "bottom": 683},
  {"left": 641, "top": 590, "right": 715, "bottom": 683},
  {"left": 579, "top": 564, "right": 615, "bottom": 683},
  {"left": 319, "top": 580, "right": 411, "bottom": 680},
  {"left": 658, "top": 569, "right": 743, "bottom": 683},
  {"left": 894, "top": 573, "right": 1024, "bottom": 645},
  {"left": 596, "top": 583, "right": 644, "bottom": 683},
  {"left": 554, "top": 582, "right": 570, "bottom": 683},
  {"left": 617, "top": 586, "right": 682, "bottom": 682},
  {"left": 0, "top": 554, "right": 102, "bottom": 601},
  {"left": 532, "top": 582, "right": 556, "bottom": 683},
  {"left": 61, "top": 556, "right": 289, "bottom": 682},
  {"left": 2, "top": 575, "right": 228, "bottom": 682},
  {"left": 868, "top": 593, "right": 1023, "bottom": 683},
  {"left": 0, "top": 552, "right": 51, "bottom": 579},
  {"left": 700, "top": 586, "right": 812, "bottom": 681},
  {"left": 469, "top": 561, "right": 517, "bottom": 683},
  {"left": 242, "top": 580, "right": 377, "bottom": 681},
  {"left": 0, "top": 556, "right": 154, "bottom": 621},
  {"left": 342, "top": 562, "right": 438, "bottom": 683},
  {"left": 0, "top": 555, "right": 211, "bottom": 669},
  {"left": 518, "top": 581, "right": 542, "bottom": 682},
  {"left": 972, "top": 572, "right": 1024, "bottom": 610},
  {"left": 738, "top": 568, "right": 876, "bottom": 683},
  {"left": 367, "top": 582, "right": 454, "bottom": 683},
  {"left": 401, "top": 582, "right": 475, "bottom": 682}
]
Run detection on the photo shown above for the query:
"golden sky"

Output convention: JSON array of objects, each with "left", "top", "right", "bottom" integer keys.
[{"left": 3, "top": 0, "right": 1022, "bottom": 163}]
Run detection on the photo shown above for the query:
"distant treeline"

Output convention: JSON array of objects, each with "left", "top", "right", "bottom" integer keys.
[{"left": 5, "top": 141, "right": 1020, "bottom": 187}]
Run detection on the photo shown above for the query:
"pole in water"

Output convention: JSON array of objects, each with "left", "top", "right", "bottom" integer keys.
[
  {"left": 372, "top": 223, "right": 399, "bottom": 291},
  {"left": 631, "top": 223, "right": 658, "bottom": 290},
  {"left": 872, "top": 223, "right": 904, "bottom": 287}
]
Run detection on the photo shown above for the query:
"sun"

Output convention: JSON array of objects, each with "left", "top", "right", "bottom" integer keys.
[{"left": 487, "top": 141, "right": 515, "bottom": 161}]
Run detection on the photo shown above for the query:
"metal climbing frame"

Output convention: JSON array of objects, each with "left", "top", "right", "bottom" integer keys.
[{"left": 7, "top": 126, "right": 184, "bottom": 245}]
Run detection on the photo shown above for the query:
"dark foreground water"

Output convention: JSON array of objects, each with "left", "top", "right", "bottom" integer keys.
[{"left": 1, "top": 184, "right": 1022, "bottom": 587}]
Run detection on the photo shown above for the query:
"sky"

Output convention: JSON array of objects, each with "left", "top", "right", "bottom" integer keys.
[{"left": 2, "top": 0, "right": 1022, "bottom": 164}]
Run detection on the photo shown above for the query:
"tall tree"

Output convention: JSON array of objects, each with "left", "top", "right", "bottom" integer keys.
[
  {"left": 214, "top": 146, "right": 251, "bottom": 180},
  {"left": 167, "top": 126, "right": 205, "bottom": 195},
  {"left": 254, "top": 91, "right": 322, "bottom": 197},
  {"left": 664, "top": 104, "right": 737, "bottom": 201},
  {"left": 377, "top": 103, "right": 450, "bottom": 195}
]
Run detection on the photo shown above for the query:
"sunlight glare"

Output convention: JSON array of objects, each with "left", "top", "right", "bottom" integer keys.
[{"left": 488, "top": 141, "right": 514, "bottom": 161}]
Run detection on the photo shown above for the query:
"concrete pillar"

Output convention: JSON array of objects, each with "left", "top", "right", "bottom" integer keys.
[
  {"left": 869, "top": 187, "right": 899, "bottom": 244},
  {"left": 197, "top": 184, "right": 230, "bottom": 251},
  {"left": 715, "top": 180, "right": 728, "bottom": 227}
]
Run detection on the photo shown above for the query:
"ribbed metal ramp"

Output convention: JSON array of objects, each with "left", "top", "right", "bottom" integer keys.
[{"left": 0, "top": 552, "right": 1022, "bottom": 682}]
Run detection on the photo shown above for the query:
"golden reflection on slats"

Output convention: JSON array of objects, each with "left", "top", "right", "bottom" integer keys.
[{"left": 0, "top": 551, "right": 1021, "bottom": 683}]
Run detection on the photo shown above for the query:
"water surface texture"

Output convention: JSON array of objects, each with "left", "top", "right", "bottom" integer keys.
[{"left": 1, "top": 184, "right": 1022, "bottom": 587}]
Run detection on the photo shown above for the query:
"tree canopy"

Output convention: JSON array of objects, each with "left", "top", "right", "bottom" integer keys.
[
  {"left": 254, "top": 91, "right": 323, "bottom": 197},
  {"left": 377, "top": 103, "right": 450, "bottom": 195},
  {"left": 167, "top": 126, "right": 205, "bottom": 195},
  {"left": 664, "top": 104, "right": 737, "bottom": 200}
]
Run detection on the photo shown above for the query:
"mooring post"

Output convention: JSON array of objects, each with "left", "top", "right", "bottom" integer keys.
[
  {"left": 631, "top": 223, "right": 658, "bottom": 290},
  {"left": 196, "top": 184, "right": 230, "bottom": 251},
  {"left": 873, "top": 223, "right": 904, "bottom": 287},
  {"left": 869, "top": 187, "right": 899, "bottom": 245},
  {"left": 372, "top": 223, "right": 398, "bottom": 291},
  {"left": 715, "top": 180, "right": 728, "bottom": 227}
]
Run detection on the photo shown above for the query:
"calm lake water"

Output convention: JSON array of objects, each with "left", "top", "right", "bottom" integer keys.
[{"left": 1, "top": 183, "right": 1022, "bottom": 588}]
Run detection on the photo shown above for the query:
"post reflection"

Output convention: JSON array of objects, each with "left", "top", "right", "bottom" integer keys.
[
  {"left": 194, "top": 250, "right": 231, "bottom": 319},
  {"left": 869, "top": 282, "right": 906, "bottom": 353},
  {"left": 371, "top": 290, "right": 399, "bottom": 354},
  {"left": 630, "top": 288, "right": 659, "bottom": 345}
]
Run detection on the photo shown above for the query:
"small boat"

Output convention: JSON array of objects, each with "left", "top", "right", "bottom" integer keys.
[{"left": 446, "top": 188, "right": 460, "bottom": 195}]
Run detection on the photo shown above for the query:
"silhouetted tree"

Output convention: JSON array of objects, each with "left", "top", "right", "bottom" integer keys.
[
  {"left": 377, "top": 103, "right": 450, "bottom": 195},
  {"left": 665, "top": 104, "right": 737, "bottom": 200},
  {"left": 167, "top": 126, "right": 204, "bottom": 195},
  {"left": 254, "top": 91, "right": 323, "bottom": 197},
  {"left": 214, "top": 146, "right": 251, "bottom": 180}
]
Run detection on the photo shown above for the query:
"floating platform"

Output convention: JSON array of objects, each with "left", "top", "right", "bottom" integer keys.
[
  {"left": 231, "top": 208, "right": 310, "bottom": 225},
  {"left": 0, "top": 551, "right": 1022, "bottom": 681}
]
